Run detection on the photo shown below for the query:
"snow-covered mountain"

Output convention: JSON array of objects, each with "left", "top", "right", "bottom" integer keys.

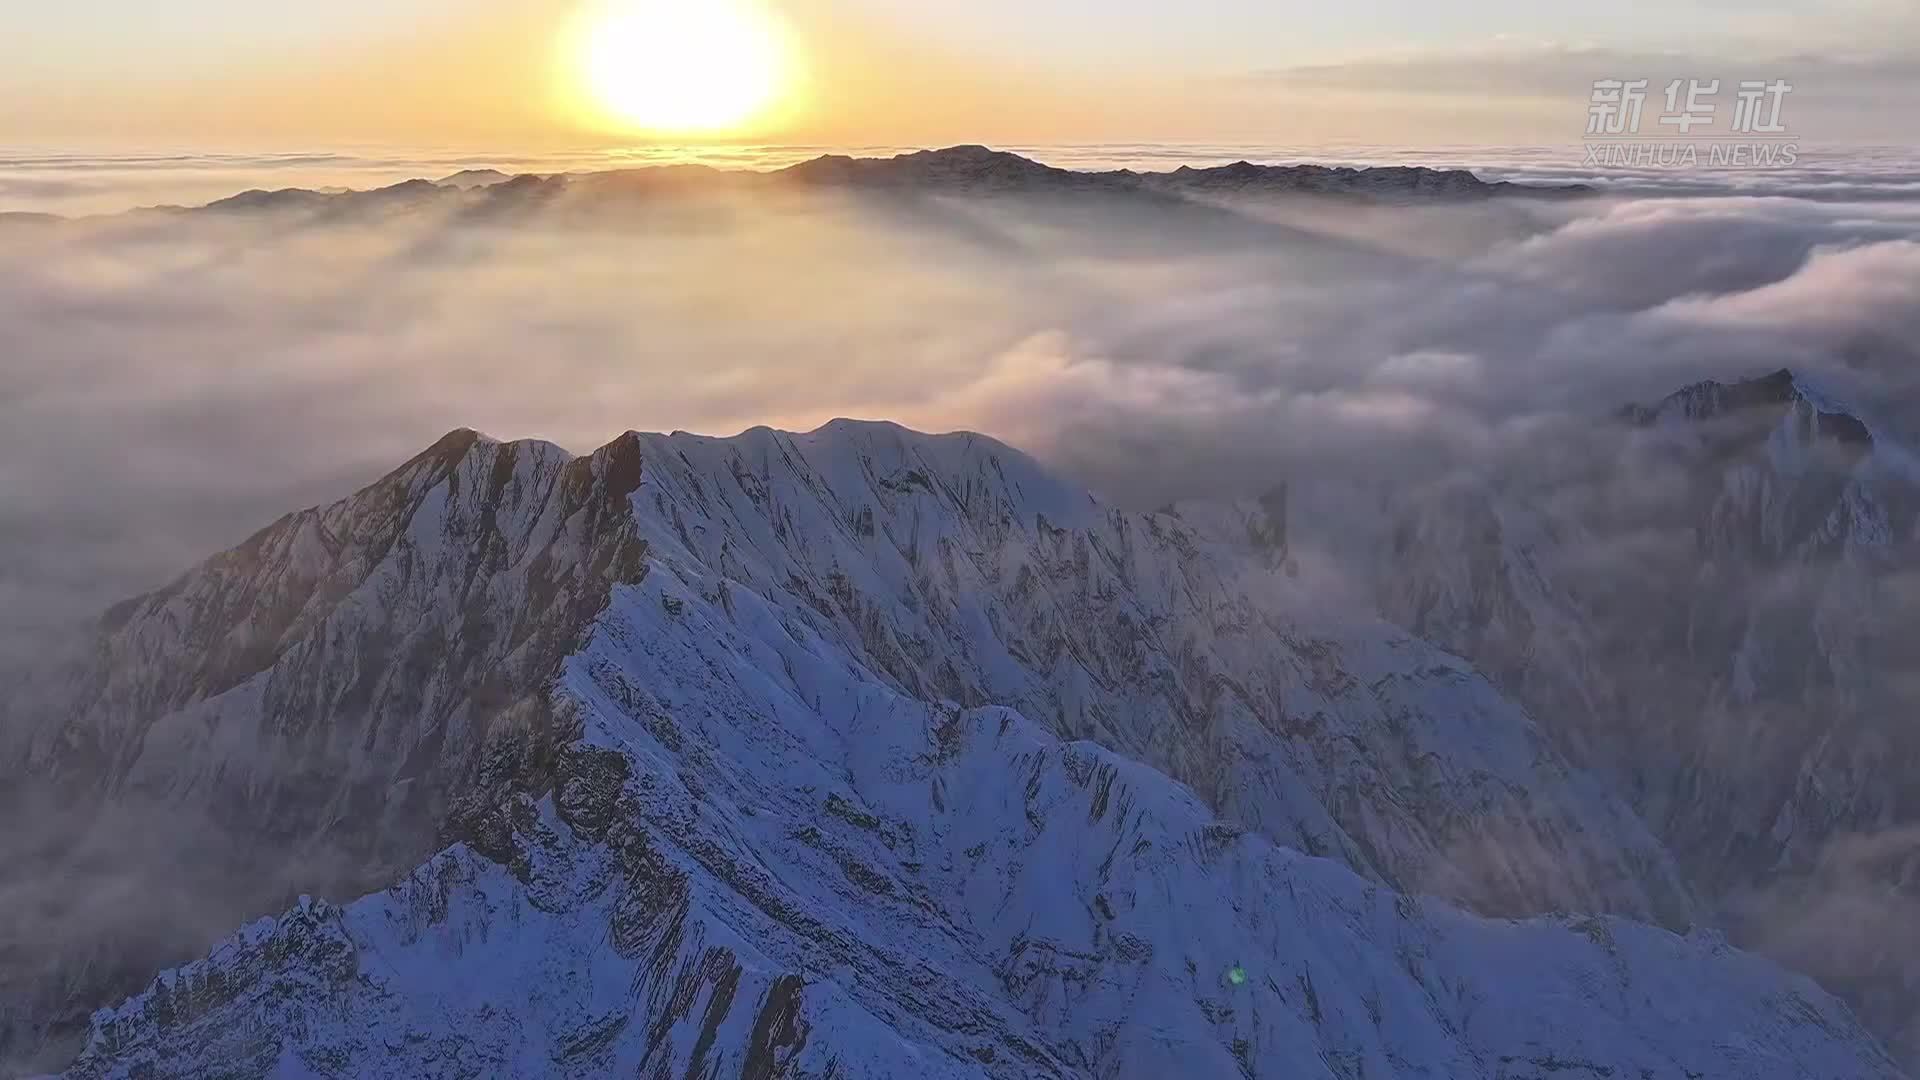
[
  {"left": 1340, "top": 368, "right": 1920, "bottom": 1062},
  {"left": 5, "top": 419, "right": 1898, "bottom": 1077}
]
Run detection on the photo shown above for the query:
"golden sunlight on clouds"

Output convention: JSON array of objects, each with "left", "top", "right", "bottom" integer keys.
[{"left": 562, "top": 0, "right": 802, "bottom": 136}]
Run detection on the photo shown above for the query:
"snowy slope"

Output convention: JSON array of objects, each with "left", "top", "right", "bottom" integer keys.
[
  {"left": 12, "top": 419, "right": 1897, "bottom": 1077},
  {"left": 1322, "top": 369, "right": 1920, "bottom": 1062},
  {"left": 4, "top": 430, "right": 652, "bottom": 1068},
  {"left": 74, "top": 556, "right": 1894, "bottom": 1077},
  {"left": 1345, "top": 369, "right": 1917, "bottom": 876},
  {"left": 597, "top": 421, "right": 1692, "bottom": 923}
]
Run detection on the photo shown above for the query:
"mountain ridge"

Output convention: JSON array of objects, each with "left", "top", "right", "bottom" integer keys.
[
  {"left": 24, "top": 419, "right": 1899, "bottom": 1079},
  {"left": 11, "top": 146, "right": 1592, "bottom": 221},
  {"left": 1346, "top": 365, "right": 1920, "bottom": 1064}
]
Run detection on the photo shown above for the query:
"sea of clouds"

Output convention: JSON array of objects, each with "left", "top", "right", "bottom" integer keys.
[
  {"left": 3, "top": 143, "right": 1920, "bottom": 1069},
  {"left": 3, "top": 143, "right": 1916, "bottom": 650}
]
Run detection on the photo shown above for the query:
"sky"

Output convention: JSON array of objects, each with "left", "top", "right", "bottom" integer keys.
[
  {"left": 2, "top": 8, "right": 1918, "bottom": 1056},
  {"left": 2, "top": 0, "right": 1915, "bottom": 148}
]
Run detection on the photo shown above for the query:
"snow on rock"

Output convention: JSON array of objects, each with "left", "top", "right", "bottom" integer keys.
[
  {"left": 73, "top": 630, "right": 1893, "bottom": 1077},
  {"left": 17, "top": 418, "right": 1896, "bottom": 1076},
  {"left": 1331, "top": 367, "right": 1920, "bottom": 1064},
  {"left": 5, "top": 428, "right": 652, "bottom": 1067},
  {"left": 600, "top": 420, "right": 1693, "bottom": 925}
]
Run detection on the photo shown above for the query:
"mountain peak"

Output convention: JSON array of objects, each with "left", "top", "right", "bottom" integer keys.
[
  {"left": 778, "top": 144, "right": 1071, "bottom": 190},
  {"left": 913, "top": 143, "right": 1015, "bottom": 160},
  {"left": 1624, "top": 368, "right": 1874, "bottom": 451},
  {"left": 25, "top": 410, "right": 1907, "bottom": 1078},
  {"left": 434, "top": 168, "right": 513, "bottom": 190}
]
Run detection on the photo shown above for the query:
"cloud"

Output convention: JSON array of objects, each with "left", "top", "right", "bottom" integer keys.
[
  {"left": 1241, "top": 41, "right": 1920, "bottom": 143},
  {"left": 2, "top": 154, "right": 1920, "bottom": 1069},
  {"left": 1655, "top": 237, "right": 1920, "bottom": 332},
  {"left": 1733, "top": 818, "right": 1920, "bottom": 1059},
  {"left": 0, "top": 159, "right": 1914, "bottom": 652}
]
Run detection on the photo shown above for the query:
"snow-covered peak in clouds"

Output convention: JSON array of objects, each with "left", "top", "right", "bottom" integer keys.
[{"left": 9, "top": 419, "right": 1898, "bottom": 1077}]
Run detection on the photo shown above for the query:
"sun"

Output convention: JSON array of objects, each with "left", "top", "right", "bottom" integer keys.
[{"left": 569, "top": 0, "right": 795, "bottom": 136}]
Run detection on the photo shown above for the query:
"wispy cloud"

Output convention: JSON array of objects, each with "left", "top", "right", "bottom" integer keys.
[
  {"left": 1238, "top": 41, "right": 1920, "bottom": 143},
  {"left": 2, "top": 157, "right": 1917, "bottom": 665},
  {"left": 2, "top": 151, "right": 1920, "bottom": 1070}
]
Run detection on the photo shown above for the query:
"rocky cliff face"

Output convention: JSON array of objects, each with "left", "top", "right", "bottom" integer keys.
[
  {"left": 2, "top": 428, "right": 651, "bottom": 1071},
  {"left": 1351, "top": 368, "right": 1920, "bottom": 1061},
  {"left": 5, "top": 418, "right": 1897, "bottom": 1077}
]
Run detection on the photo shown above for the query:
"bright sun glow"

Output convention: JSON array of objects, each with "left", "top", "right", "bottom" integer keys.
[{"left": 572, "top": 0, "right": 794, "bottom": 135}]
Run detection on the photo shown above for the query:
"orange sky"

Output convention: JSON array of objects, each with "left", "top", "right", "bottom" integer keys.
[
  {"left": 1, "top": 0, "right": 1911, "bottom": 148},
  {"left": 1, "top": 2, "right": 1201, "bottom": 147}
]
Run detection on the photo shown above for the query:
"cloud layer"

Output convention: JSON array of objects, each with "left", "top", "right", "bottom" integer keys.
[
  {"left": 2, "top": 152, "right": 1919, "bottom": 1069},
  {"left": 2, "top": 155, "right": 1917, "bottom": 662}
]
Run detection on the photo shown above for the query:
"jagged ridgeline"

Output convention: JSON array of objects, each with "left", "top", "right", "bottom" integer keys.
[
  {"left": 1373, "top": 367, "right": 1920, "bottom": 1064},
  {"left": 4, "top": 418, "right": 1897, "bottom": 1077},
  {"left": 0, "top": 145, "right": 1595, "bottom": 226}
]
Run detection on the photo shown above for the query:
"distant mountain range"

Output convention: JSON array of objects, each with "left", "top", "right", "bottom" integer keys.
[
  {"left": 0, "top": 146, "right": 1590, "bottom": 223},
  {"left": 760, "top": 145, "right": 1589, "bottom": 199}
]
